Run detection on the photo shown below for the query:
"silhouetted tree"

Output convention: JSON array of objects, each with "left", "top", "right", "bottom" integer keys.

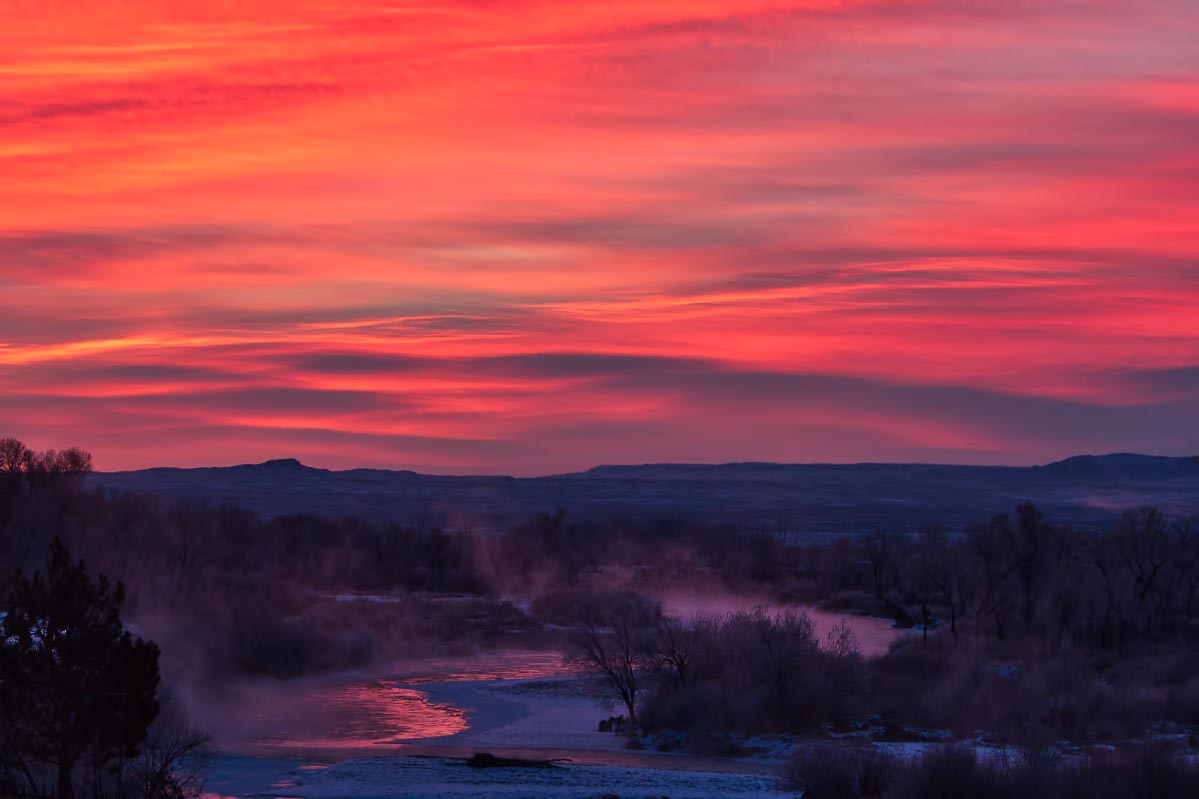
[
  {"left": 725, "top": 608, "right": 820, "bottom": 707},
  {"left": 0, "top": 539, "right": 160, "bottom": 798},
  {"left": 921, "top": 531, "right": 967, "bottom": 644},
  {"left": 0, "top": 438, "right": 93, "bottom": 573},
  {"left": 863, "top": 529, "right": 892, "bottom": 600},
  {"left": 0, "top": 438, "right": 91, "bottom": 493},
  {"left": 537, "top": 508, "right": 567, "bottom": 557},
  {"left": 126, "top": 723, "right": 209, "bottom": 799},
  {"left": 652, "top": 614, "right": 708, "bottom": 688},
  {"left": 567, "top": 604, "right": 655, "bottom": 725}
]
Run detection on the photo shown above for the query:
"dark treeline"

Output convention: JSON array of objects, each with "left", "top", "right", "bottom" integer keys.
[
  {"left": 802, "top": 502, "right": 1199, "bottom": 651},
  {"left": 1, "top": 437, "right": 814, "bottom": 680},
  {"left": 1, "top": 439, "right": 206, "bottom": 799},
  {"left": 566, "top": 501, "right": 1199, "bottom": 757},
  {"left": 559, "top": 503, "right": 1199, "bottom": 772}
]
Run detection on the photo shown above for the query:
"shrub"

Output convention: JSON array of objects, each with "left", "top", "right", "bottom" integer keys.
[
  {"left": 886, "top": 746, "right": 1011, "bottom": 799},
  {"left": 785, "top": 744, "right": 863, "bottom": 799},
  {"left": 856, "top": 746, "right": 900, "bottom": 797},
  {"left": 1061, "top": 744, "right": 1199, "bottom": 799},
  {"left": 784, "top": 744, "right": 898, "bottom": 799}
]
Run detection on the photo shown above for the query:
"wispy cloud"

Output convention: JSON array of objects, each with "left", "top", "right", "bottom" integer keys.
[{"left": 3, "top": 0, "right": 1197, "bottom": 470}]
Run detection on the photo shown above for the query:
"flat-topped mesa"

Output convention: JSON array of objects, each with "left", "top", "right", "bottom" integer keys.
[{"left": 255, "top": 457, "right": 306, "bottom": 469}]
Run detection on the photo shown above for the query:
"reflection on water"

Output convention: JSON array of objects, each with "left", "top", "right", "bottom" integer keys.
[
  {"left": 392, "top": 650, "right": 571, "bottom": 684},
  {"left": 224, "top": 650, "right": 568, "bottom": 756},
  {"left": 223, "top": 602, "right": 903, "bottom": 757},
  {"left": 253, "top": 681, "right": 467, "bottom": 750}
]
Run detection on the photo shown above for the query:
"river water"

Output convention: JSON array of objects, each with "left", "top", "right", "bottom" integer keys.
[{"left": 208, "top": 604, "right": 903, "bottom": 758}]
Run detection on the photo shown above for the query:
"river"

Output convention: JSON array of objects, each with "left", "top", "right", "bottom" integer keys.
[{"left": 204, "top": 603, "right": 903, "bottom": 760}]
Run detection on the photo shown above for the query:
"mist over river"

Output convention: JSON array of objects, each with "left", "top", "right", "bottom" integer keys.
[{"left": 199, "top": 601, "right": 904, "bottom": 760}]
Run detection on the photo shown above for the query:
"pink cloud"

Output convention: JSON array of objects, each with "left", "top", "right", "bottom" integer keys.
[{"left": 2, "top": 1, "right": 1197, "bottom": 471}]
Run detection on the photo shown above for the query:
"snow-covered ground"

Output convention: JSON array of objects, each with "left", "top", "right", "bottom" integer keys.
[{"left": 209, "top": 755, "right": 793, "bottom": 799}]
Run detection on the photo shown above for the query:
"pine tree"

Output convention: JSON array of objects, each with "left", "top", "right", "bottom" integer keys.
[{"left": 0, "top": 539, "right": 160, "bottom": 798}]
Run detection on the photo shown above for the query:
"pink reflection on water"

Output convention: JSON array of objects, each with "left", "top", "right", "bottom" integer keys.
[
  {"left": 251, "top": 682, "right": 467, "bottom": 751},
  {"left": 231, "top": 650, "right": 565, "bottom": 756},
  {"left": 392, "top": 650, "right": 571, "bottom": 684}
]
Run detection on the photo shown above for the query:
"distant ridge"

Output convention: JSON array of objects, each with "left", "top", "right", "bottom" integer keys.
[
  {"left": 1038, "top": 453, "right": 1199, "bottom": 474},
  {"left": 585, "top": 453, "right": 1194, "bottom": 472},
  {"left": 89, "top": 453, "right": 1198, "bottom": 533}
]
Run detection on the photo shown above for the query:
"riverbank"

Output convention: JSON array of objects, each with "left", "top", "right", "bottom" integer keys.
[
  {"left": 199, "top": 607, "right": 910, "bottom": 798},
  {"left": 406, "top": 676, "right": 787, "bottom": 774},
  {"left": 208, "top": 753, "right": 794, "bottom": 799},
  {"left": 204, "top": 670, "right": 795, "bottom": 799}
]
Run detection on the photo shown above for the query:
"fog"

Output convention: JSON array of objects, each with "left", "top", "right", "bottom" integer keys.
[{"left": 656, "top": 593, "right": 904, "bottom": 657}]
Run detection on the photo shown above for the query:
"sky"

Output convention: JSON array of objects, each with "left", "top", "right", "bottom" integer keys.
[{"left": 1, "top": 0, "right": 1197, "bottom": 474}]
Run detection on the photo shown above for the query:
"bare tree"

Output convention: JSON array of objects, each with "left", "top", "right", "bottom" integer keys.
[
  {"left": 1173, "top": 517, "right": 1199, "bottom": 623},
  {"left": 823, "top": 619, "right": 861, "bottom": 659},
  {"left": 537, "top": 508, "right": 566, "bottom": 558},
  {"left": 653, "top": 614, "right": 709, "bottom": 689},
  {"left": 1014, "top": 503, "right": 1051, "bottom": 633},
  {"left": 862, "top": 529, "right": 892, "bottom": 600},
  {"left": 1114, "top": 507, "right": 1171, "bottom": 637},
  {"left": 921, "top": 532, "right": 967, "bottom": 644},
  {"left": 38, "top": 448, "right": 93, "bottom": 478},
  {"left": 727, "top": 608, "right": 819, "bottom": 703},
  {"left": 164, "top": 503, "right": 210, "bottom": 612},
  {"left": 968, "top": 515, "right": 1016, "bottom": 638},
  {"left": 567, "top": 616, "right": 651, "bottom": 725},
  {"left": 0, "top": 437, "right": 33, "bottom": 477},
  {"left": 126, "top": 724, "right": 210, "bottom": 799}
]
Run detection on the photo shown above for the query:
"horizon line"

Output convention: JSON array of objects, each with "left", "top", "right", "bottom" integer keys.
[{"left": 93, "top": 451, "right": 1199, "bottom": 479}]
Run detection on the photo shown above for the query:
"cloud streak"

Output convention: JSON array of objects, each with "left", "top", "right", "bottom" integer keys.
[{"left": 2, "top": 0, "right": 1197, "bottom": 471}]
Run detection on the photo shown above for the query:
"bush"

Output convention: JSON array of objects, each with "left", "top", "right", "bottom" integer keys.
[
  {"left": 886, "top": 746, "right": 1011, "bottom": 799},
  {"left": 857, "top": 746, "right": 900, "bottom": 797},
  {"left": 784, "top": 744, "right": 898, "bottom": 799},
  {"left": 777, "top": 742, "right": 1199, "bottom": 799},
  {"left": 638, "top": 609, "right": 869, "bottom": 746},
  {"left": 126, "top": 723, "right": 211, "bottom": 799},
  {"left": 638, "top": 681, "right": 735, "bottom": 741},
  {"left": 1061, "top": 744, "right": 1199, "bottom": 799},
  {"left": 785, "top": 744, "right": 863, "bottom": 799}
]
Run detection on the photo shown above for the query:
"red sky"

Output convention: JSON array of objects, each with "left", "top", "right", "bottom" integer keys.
[{"left": 2, "top": 1, "right": 1197, "bottom": 473}]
